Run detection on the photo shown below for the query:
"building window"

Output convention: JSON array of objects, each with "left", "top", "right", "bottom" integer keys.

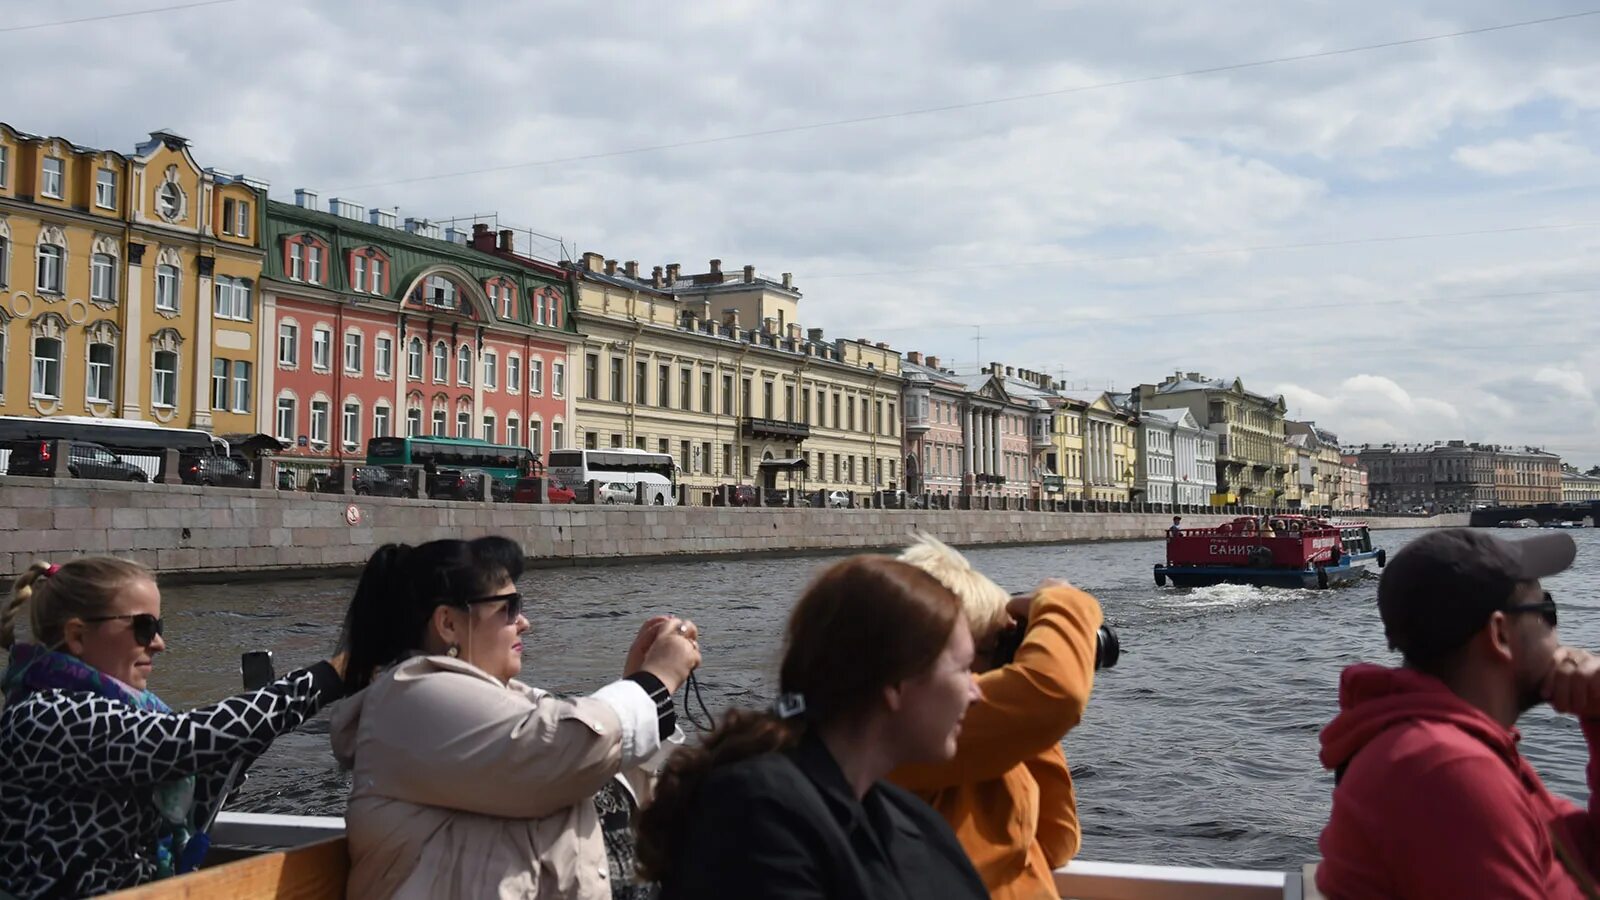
[
  {"left": 369, "top": 257, "right": 384, "bottom": 293},
  {"left": 406, "top": 408, "right": 422, "bottom": 436},
  {"left": 310, "top": 399, "right": 330, "bottom": 446},
  {"left": 482, "top": 414, "right": 495, "bottom": 442},
  {"left": 90, "top": 253, "right": 116, "bottom": 302},
  {"left": 507, "top": 415, "right": 520, "bottom": 447},
  {"left": 36, "top": 243, "right": 64, "bottom": 294},
  {"left": 343, "top": 332, "right": 362, "bottom": 374},
  {"left": 152, "top": 350, "right": 178, "bottom": 408},
  {"left": 530, "top": 358, "right": 544, "bottom": 394},
  {"left": 30, "top": 337, "right": 62, "bottom": 399},
  {"left": 289, "top": 243, "right": 304, "bottom": 280},
  {"left": 532, "top": 422, "right": 546, "bottom": 455},
  {"left": 222, "top": 197, "right": 250, "bottom": 237},
  {"left": 41, "top": 158, "right": 63, "bottom": 198},
  {"left": 87, "top": 343, "right": 114, "bottom": 403},
  {"left": 551, "top": 422, "right": 563, "bottom": 450},
  {"left": 583, "top": 354, "right": 598, "bottom": 399},
  {"left": 231, "top": 360, "right": 251, "bottom": 412},
  {"left": 433, "top": 342, "right": 448, "bottom": 382},
  {"left": 508, "top": 356, "right": 521, "bottom": 393},
  {"left": 0, "top": 234, "right": 9, "bottom": 288},
  {"left": 155, "top": 264, "right": 179, "bottom": 311},
  {"left": 342, "top": 403, "right": 361, "bottom": 451},
  {"left": 276, "top": 397, "right": 296, "bottom": 440},
  {"left": 352, "top": 255, "right": 367, "bottom": 293},
  {"left": 609, "top": 357, "right": 623, "bottom": 402},
  {"left": 425, "top": 275, "right": 456, "bottom": 308},
  {"left": 95, "top": 168, "right": 116, "bottom": 209},
  {"left": 213, "top": 276, "right": 250, "bottom": 321},
  {"left": 431, "top": 409, "right": 446, "bottom": 436},
  {"left": 374, "top": 404, "right": 391, "bottom": 438},
  {"left": 742, "top": 379, "right": 752, "bottom": 416},
  {"left": 456, "top": 411, "right": 470, "bottom": 438},
  {"left": 762, "top": 380, "right": 773, "bottom": 418},
  {"left": 658, "top": 364, "right": 670, "bottom": 408},
  {"left": 308, "top": 245, "right": 324, "bottom": 284},
  {"left": 406, "top": 338, "right": 423, "bottom": 379},
  {"left": 457, "top": 345, "right": 472, "bottom": 385},
  {"left": 722, "top": 375, "right": 734, "bottom": 415},
  {"left": 680, "top": 369, "right": 692, "bottom": 411},
  {"left": 483, "top": 350, "right": 498, "bottom": 389},
  {"left": 635, "top": 360, "right": 650, "bottom": 403},
  {"left": 311, "top": 327, "right": 332, "bottom": 371},
  {"left": 277, "top": 322, "right": 298, "bottom": 366},
  {"left": 375, "top": 336, "right": 392, "bottom": 377},
  {"left": 0, "top": 146, "right": 7, "bottom": 187},
  {"left": 702, "top": 372, "right": 712, "bottom": 412},
  {"left": 552, "top": 361, "right": 564, "bottom": 397},
  {"left": 211, "top": 358, "right": 229, "bottom": 409},
  {"left": 723, "top": 444, "right": 733, "bottom": 477}
]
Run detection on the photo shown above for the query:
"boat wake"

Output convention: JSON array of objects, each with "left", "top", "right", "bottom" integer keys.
[{"left": 1161, "top": 583, "right": 1309, "bottom": 611}]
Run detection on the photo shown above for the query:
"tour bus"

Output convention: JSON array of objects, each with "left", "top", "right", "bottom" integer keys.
[
  {"left": 0, "top": 414, "right": 224, "bottom": 479},
  {"left": 365, "top": 435, "right": 536, "bottom": 488},
  {"left": 546, "top": 448, "right": 678, "bottom": 505}
]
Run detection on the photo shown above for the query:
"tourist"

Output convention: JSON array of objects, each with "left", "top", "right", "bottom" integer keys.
[
  {"left": 1168, "top": 515, "right": 1183, "bottom": 538},
  {"left": 636, "top": 555, "right": 988, "bottom": 900},
  {"left": 330, "top": 537, "right": 700, "bottom": 900},
  {"left": 0, "top": 557, "right": 346, "bottom": 900},
  {"left": 1318, "top": 529, "right": 1599, "bottom": 898},
  {"left": 890, "top": 534, "right": 1101, "bottom": 900}
]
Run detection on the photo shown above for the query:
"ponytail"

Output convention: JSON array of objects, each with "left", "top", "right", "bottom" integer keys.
[
  {"left": 1, "top": 562, "right": 51, "bottom": 651},
  {"left": 634, "top": 708, "right": 801, "bottom": 882}
]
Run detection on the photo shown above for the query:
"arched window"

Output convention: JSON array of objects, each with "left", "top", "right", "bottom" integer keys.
[
  {"left": 432, "top": 341, "right": 448, "bottom": 383},
  {"left": 506, "top": 414, "right": 520, "bottom": 447},
  {"left": 90, "top": 253, "right": 116, "bottom": 303},
  {"left": 155, "top": 263, "right": 179, "bottom": 312},
  {"left": 152, "top": 350, "right": 178, "bottom": 408},
  {"left": 407, "top": 337, "right": 423, "bottom": 380},
  {"left": 35, "top": 242, "right": 64, "bottom": 294},
  {"left": 87, "top": 341, "right": 115, "bottom": 404},
  {"left": 31, "top": 336, "right": 62, "bottom": 398},
  {"left": 482, "top": 349, "right": 497, "bottom": 390},
  {"left": 456, "top": 344, "right": 472, "bottom": 386}
]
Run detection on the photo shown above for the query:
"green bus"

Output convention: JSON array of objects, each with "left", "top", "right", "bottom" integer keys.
[{"left": 365, "top": 436, "right": 536, "bottom": 487}]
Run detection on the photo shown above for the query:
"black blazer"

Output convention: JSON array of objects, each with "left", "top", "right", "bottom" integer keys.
[{"left": 660, "top": 734, "right": 989, "bottom": 900}]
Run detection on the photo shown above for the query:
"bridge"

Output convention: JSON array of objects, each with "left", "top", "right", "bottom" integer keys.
[{"left": 1468, "top": 502, "right": 1599, "bottom": 528}]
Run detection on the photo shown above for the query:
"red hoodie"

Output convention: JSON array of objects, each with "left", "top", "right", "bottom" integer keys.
[{"left": 1318, "top": 663, "right": 1600, "bottom": 899}]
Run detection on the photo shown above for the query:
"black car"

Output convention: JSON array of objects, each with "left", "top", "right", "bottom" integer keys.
[
  {"left": 6, "top": 440, "right": 148, "bottom": 482},
  {"left": 179, "top": 454, "right": 257, "bottom": 488},
  {"left": 311, "top": 465, "right": 416, "bottom": 498},
  {"left": 428, "top": 468, "right": 511, "bottom": 501}
]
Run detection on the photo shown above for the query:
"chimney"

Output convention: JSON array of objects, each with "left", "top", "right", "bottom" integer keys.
[
  {"left": 907, "top": 351, "right": 923, "bottom": 365},
  {"left": 666, "top": 263, "right": 680, "bottom": 285},
  {"left": 1006, "top": 366, "right": 1015, "bottom": 377},
  {"left": 294, "top": 188, "right": 319, "bottom": 209},
  {"left": 991, "top": 361, "right": 1003, "bottom": 376},
  {"left": 807, "top": 327, "right": 825, "bottom": 342},
  {"left": 709, "top": 259, "right": 722, "bottom": 276},
  {"left": 722, "top": 308, "right": 740, "bottom": 329},
  {"left": 368, "top": 207, "right": 399, "bottom": 229},
  {"left": 470, "top": 223, "right": 494, "bottom": 251},
  {"left": 926, "top": 356, "right": 939, "bottom": 369},
  {"left": 581, "top": 251, "right": 604, "bottom": 273},
  {"left": 782, "top": 273, "right": 793, "bottom": 290},
  {"left": 876, "top": 342, "right": 889, "bottom": 350},
  {"left": 787, "top": 323, "right": 801, "bottom": 341},
  {"left": 651, "top": 265, "right": 664, "bottom": 288},
  {"left": 498, "top": 229, "right": 514, "bottom": 252},
  {"left": 763, "top": 317, "right": 778, "bottom": 334},
  {"left": 743, "top": 264, "right": 755, "bottom": 283},
  {"left": 605, "top": 259, "right": 618, "bottom": 276},
  {"left": 625, "top": 261, "right": 639, "bottom": 279},
  {"left": 1186, "top": 372, "right": 1200, "bottom": 381},
  {"left": 328, "top": 197, "right": 363, "bottom": 221}
]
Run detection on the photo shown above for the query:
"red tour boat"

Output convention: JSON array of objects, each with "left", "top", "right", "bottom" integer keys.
[{"left": 1155, "top": 514, "right": 1386, "bottom": 589}]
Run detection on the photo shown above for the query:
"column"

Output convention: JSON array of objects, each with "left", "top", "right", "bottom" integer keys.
[
  {"left": 120, "top": 245, "right": 146, "bottom": 420},
  {"left": 190, "top": 258, "right": 215, "bottom": 429},
  {"left": 963, "top": 406, "right": 974, "bottom": 476},
  {"left": 990, "top": 412, "right": 1001, "bottom": 480},
  {"left": 259, "top": 291, "right": 278, "bottom": 435}
]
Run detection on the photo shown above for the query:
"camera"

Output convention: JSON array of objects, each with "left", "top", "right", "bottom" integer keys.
[{"left": 992, "top": 597, "right": 1121, "bottom": 670}]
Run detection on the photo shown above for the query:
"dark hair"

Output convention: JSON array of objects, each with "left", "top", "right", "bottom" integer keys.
[
  {"left": 635, "top": 555, "right": 962, "bottom": 882},
  {"left": 337, "top": 537, "right": 524, "bottom": 693}
]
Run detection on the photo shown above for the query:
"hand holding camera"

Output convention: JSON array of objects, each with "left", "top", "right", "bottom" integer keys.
[
  {"left": 635, "top": 616, "right": 702, "bottom": 694},
  {"left": 994, "top": 583, "right": 1121, "bottom": 671}
]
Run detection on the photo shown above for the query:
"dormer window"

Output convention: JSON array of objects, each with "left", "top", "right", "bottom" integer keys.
[{"left": 424, "top": 275, "right": 456, "bottom": 309}]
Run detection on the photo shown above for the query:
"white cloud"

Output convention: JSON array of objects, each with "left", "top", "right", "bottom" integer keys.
[{"left": 1452, "top": 133, "right": 1597, "bottom": 176}]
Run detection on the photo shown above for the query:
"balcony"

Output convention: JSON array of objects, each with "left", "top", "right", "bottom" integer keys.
[
  {"left": 906, "top": 414, "right": 930, "bottom": 434},
  {"left": 742, "top": 416, "right": 811, "bottom": 441}
]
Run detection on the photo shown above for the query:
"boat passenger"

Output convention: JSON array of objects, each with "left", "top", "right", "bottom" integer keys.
[
  {"left": 1167, "top": 516, "right": 1183, "bottom": 539},
  {"left": 330, "top": 538, "right": 700, "bottom": 900},
  {"left": 889, "top": 535, "right": 1101, "bottom": 900},
  {"left": 1318, "top": 529, "right": 1600, "bottom": 898},
  {"left": 0, "top": 557, "right": 346, "bottom": 900},
  {"left": 636, "top": 555, "right": 988, "bottom": 900}
]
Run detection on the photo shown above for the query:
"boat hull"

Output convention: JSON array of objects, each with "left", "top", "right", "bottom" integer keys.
[{"left": 1156, "top": 550, "right": 1381, "bottom": 589}]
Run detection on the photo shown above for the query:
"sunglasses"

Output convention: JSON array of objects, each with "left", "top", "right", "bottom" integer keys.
[
  {"left": 457, "top": 592, "right": 523, "bottom": 625},
  {"left": 1505, "top": 591, "right": 1558, "bottom": 629},
  {"left": 83, "top": 613, "right": 164, "bottom": 646}
]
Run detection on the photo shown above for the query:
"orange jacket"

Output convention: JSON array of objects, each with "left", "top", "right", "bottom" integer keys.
[{"left": 889, "top": 585, "right": 1102, "bottom": 900}]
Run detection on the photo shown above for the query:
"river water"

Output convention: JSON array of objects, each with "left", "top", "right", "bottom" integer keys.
[{"left": 145, "top": 527, "right": 1600, "bottom": 871}]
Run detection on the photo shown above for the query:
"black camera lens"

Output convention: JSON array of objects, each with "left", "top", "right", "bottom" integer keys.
[{"left": 1094, "top": 624, "right": 1121, "bottom": 670}]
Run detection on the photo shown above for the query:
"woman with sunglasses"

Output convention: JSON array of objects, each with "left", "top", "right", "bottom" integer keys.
[
  {"left": 330, "top": 537, "right": 701, "bottom": 900},
  {"left": 0, "top": 557, "right": 346, "bottom": 900}
]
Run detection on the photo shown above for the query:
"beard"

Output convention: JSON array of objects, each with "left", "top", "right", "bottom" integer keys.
[{"left": 1516, "top": 671, "right": 1546, "bottom": 714}]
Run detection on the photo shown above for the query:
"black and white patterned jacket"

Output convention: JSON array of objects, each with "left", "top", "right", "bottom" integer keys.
[{"left": 0, "top": 662, "right": 341, "bottom": 900}]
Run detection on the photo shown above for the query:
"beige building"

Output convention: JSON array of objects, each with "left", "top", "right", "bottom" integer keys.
[
  {"left": 1136, "top": 373, "right": 1287, "bottom": 506},
  {"left": 1057, "top": 390, "right": 1138, "bottom": 502},
  {"left": 569, "top": 256, "right": 903, "bottom": 503},
  {"left": 1285, "top": 421, "right": 1344, "bottom": 510},
  {"left": 1338, "top": 453, "right": 1369, "bottom": 511},
  {"left": 1561, "top": 469, "right": 1600, "bottom": 503}
]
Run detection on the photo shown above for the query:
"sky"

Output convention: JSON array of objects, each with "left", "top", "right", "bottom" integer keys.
[{"left": 8, "top": 0, "right": 1600, "bottom": 464}]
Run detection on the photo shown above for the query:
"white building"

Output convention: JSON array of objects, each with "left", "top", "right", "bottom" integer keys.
[{"left": 1136, "top": 406, "right": 1218, "bottom": 506}]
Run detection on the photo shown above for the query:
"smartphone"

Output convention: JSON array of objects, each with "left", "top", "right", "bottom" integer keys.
[{"left": 241, "top": 651, "right": 276, "bottom": 690}]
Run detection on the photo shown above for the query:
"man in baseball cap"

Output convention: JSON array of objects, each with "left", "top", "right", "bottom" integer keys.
[{"left": 1317, "top": 529, "right": 1600, "bottom": 898}]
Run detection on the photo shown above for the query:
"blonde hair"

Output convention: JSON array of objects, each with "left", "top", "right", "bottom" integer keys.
[
  {"left": 897, "top": 533, "right": 1010, "bottom": 642},
  {"left": 1, "top": 557, "right": 152, "bottom": 651}
]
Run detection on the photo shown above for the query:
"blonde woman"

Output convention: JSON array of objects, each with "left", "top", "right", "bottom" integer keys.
[
  {"left": 889, "top": 534, "right": 1103, "bottom": 900},
  {"left": 0, "top": 557, "right": 345, "bottom": 900}
]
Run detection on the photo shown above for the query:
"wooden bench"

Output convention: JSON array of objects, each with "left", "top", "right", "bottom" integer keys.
[{"left": 100, "top": 838, "right": 348, "bottom": 900}]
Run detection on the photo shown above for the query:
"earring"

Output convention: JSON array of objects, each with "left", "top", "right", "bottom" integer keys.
[{"left": 447, "top": 644, "right": 460, "bottom": 658}]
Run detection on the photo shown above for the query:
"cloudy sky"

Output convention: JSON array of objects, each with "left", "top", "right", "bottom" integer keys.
[{"left": 10, "top": 0, "right": 1600, "bottom": 463}]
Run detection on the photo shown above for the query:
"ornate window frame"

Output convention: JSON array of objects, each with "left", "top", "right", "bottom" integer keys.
[
  {"left": 149, "top": 327, "right": 184, "bottom": 421},
  {"left": 84, "top": 319, "right": 121, "bottom": 411},
  {"left": 35, "top": 224, "right": 67, "bottom": 298}
]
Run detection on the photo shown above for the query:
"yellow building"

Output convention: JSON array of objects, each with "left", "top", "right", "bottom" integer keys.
[
  {"left": 1058, "top": 390, "right": 1138, "bottom": 502},
  {"left": 0, "top": 124, "right": 264, "bottom": 432}
]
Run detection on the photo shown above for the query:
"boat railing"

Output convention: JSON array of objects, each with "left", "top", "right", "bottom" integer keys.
[{"left": 205, "top": 812, "right": 1311, "bottom": 900}]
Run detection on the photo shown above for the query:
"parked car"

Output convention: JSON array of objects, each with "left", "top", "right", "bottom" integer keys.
[
  {"left": 713, "top": 484, "right": 758, "bottom": 507},
  {"left": 309, "top": 466, "right": 416, "bottom": 498},
  {"left": 179, "top": 453, "right": 257, "bottom": 488},
  {"left": 6, "top": 440, "right": 147, "bottom": 482},
  {"left": 824, "top": 489, "right": 852, "bottom": 509},
  {"left": 428, "top": 468, "right": 511, "bottom": 501},
  {"left": 511, "top": 476, "right": 576, "bottom": 504},
  {"left": 594, "top": 481, "right": 639, "bottom": 505}
]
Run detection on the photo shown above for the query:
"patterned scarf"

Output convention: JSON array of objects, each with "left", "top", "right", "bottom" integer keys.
[{"left": 1, "top": 644, "right": 196, "bottom": 879}]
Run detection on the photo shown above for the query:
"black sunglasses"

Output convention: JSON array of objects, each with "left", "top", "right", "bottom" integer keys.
[
  {"left": 1505, "top": 591, "right": 1558, "bottom": 629},
  {"left": 457, "top": 592, "right": 523, "bottom": 624},
  {"left": 83, "top": 613, "right": 163, "bottom": 646}
]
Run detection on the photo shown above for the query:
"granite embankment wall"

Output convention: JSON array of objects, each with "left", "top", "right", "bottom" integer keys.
[{"left": 0, "top": 475, "right": 1469, "bottom": 581}]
